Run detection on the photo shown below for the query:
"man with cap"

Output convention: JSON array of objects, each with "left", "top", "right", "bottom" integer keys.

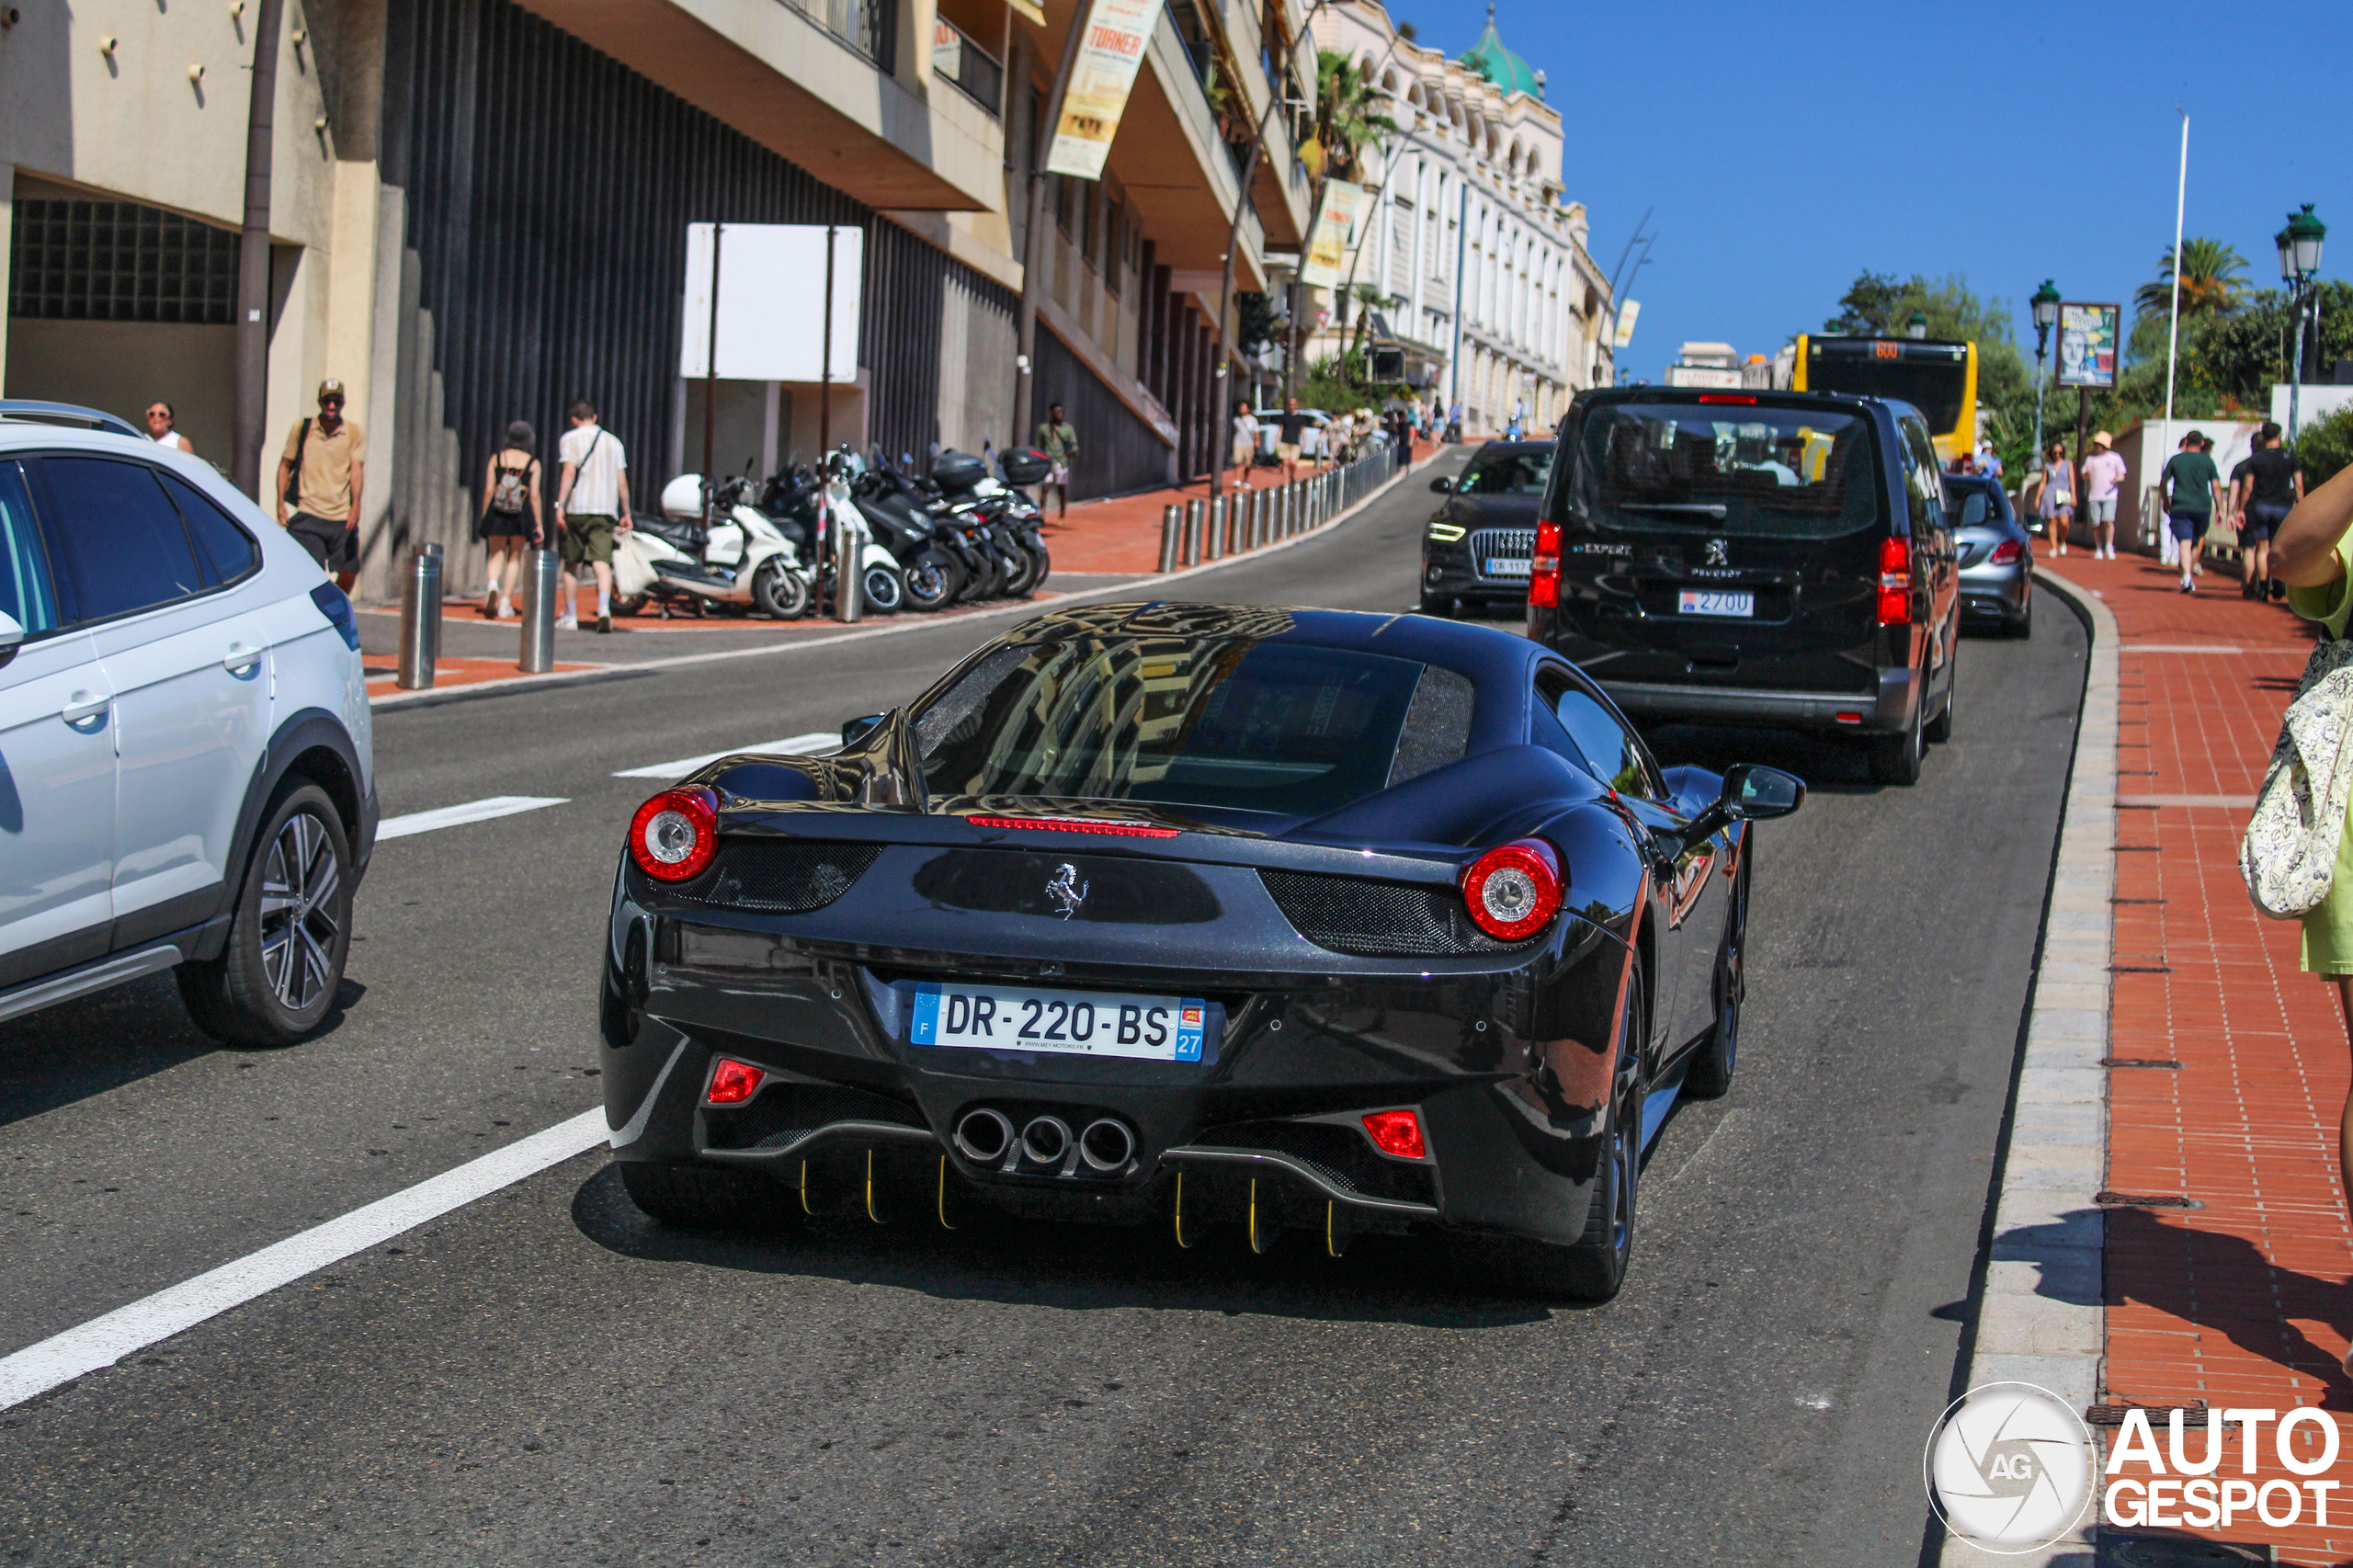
[
  {"left": 277, "top": 380, "right": 366, "bottom": 591},
  {"left": 2081, "top": 430, "right": 2127, "bottom": 561}
]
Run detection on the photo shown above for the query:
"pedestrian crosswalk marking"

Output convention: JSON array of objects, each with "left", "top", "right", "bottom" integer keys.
[
  {"left": 610, "top": 732, "right": 841, "bottom": 779},
  {"left": 375, "top": 796, "right": 569, "bottom": 840}
]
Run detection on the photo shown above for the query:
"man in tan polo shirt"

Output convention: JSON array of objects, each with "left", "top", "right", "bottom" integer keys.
[{"left": 276, "top": 379, "right": 366, "bottom": 591}]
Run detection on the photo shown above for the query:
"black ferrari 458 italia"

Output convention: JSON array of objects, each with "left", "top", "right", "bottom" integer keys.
[{"left": 600, "top": 603, "right": 1802, "bottom": 1299}]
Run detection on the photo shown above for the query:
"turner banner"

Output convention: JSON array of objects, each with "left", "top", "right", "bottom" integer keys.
[
  {"left": 1300, "top": 182, "right": 1363, "bottom": 289},
  {"left": 1044, "top": 0, "right": 1165, "bottom": 180}
]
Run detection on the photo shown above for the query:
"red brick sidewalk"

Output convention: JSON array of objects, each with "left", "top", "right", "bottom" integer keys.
[{"left": 2044, "top": 553, "right": 2353, "bottom": 1562}]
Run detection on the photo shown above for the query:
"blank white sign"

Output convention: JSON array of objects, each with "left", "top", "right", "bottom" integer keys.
[{"left": 679, "top": 223, "right": 862, "bottom": 383}]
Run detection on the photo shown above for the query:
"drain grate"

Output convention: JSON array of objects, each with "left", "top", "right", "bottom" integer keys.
[
  {"left": 2101, "top": 1057, "right": 2183, "bottom": 1070},
  {"left": 2110, "top": 963, "right": 2175, "bottom": 973},
  {"left": 2096, "top": 1191, "right": 2202, "bottom": 1210},
  {"left": 2085, "top": 1400, "right": 2208, "bottom": 1427},
  {"left": 2100, "top": 1532, "right": 2274, "bottom": 1566}
]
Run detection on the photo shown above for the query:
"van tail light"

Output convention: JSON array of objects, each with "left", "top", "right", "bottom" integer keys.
[
  {"left": 1877, "top": 536, "right": 1913, "bottom": 626},
  {"left": 1529, "top": 519, "right": 1563, "bottom": 608},
  {"left": 630, "top": 787, "right": 720, "bottom": 881},
  {"left": 1989, "top": 539, "right": 2023, "bottom": 566},
  {"left": 1461, "top": 838, "right": 1563, "bottom": 941}
]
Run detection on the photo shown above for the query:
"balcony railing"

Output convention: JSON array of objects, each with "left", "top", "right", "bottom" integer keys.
[
  {"left": 780, "top": 0, "right": 895, "bottom": 70},
  {"left": 930, "top": 17, "right": 1003, "bottom": 116}
]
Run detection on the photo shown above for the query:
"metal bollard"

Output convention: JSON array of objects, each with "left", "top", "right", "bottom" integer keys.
[
  {"left": 518, "top": 548, "right": 560, "bottom": 673},
  {"left": 395, "top": 543, "right": 443, "bottom": 689},
  {"left": 834, "top": 503, "right": 869, "bottom": 623},
  {"left": 1159, "top": 505, "right": 1181, "bottom": 573},
  {"left": 1206, "top": 496, "right": 1224, "bottom": 562},
  {"left": 1183, "top": 498, "right": 1204, "bottom": 566},
  {"left": 1249, "top": 490, "right": 1265, "bottom": 550}
]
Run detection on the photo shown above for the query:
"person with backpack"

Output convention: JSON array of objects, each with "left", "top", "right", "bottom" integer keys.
[
  {"left": 275, "top": 379, "right": 365, "bottom": 591},
  {"left": 477, "top": 421, "right": 543, "bottom": 619}
]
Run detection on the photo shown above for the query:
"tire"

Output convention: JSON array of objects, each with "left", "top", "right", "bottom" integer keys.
[
  {"left": 620, "top": 1163, "right": 785, "bottom": 1232},
  {"left": 612, "top": 593, "right": 650, "bottom": 618},
  {"left": 2008, "top": 598, "right": 2034, "bottom": 639},
  {"left": 860, "top": 562, "right": 905, "bottom": 615},
  {"left": 1684, "top": 851, "right": 1749, "bottom": 1099},
  {"left": 176, "top": 781, "right": 352, "bottom": 1047},
  {"left": 751, "top": 559, "right": 811, "bottom": 620},
  {"left": 997, "top": 540, "right": 1041, "bottom": 598},
  {"left": 1020, "top": 541, "right": 1051, "bottom": 597},
  {"left": 1867, "top": 671, "right": 1927, "bottom": 786},
  {"left": 904, "top": 550, "right": 963, "bottom": 612},
  {"left": 1924, "top": 659, "right": 1956, "bottom": 744},
  {"left": 955, "top": 549, "right": 998, "bottom": 603},
  {"left": 1449, "top": 971, "right": 1646, "bottom": 1301}
]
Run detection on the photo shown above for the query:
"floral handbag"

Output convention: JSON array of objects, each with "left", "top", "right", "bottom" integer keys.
[{"left": 2242, "top": 635, "right": 2353, "bottom": 918}]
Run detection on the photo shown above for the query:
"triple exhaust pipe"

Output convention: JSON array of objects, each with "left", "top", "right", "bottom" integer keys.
[{"left": 953, "top": 1107, "right": 1136, "bottom": 1174}]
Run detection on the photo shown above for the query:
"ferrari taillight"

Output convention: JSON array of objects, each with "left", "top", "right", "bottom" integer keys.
[
  {"left": 1989, "top": 539, "right": 2023, "bottom": 566},
  {"left": 1529, "top": 519, "right": 1563, "bottom": 608},
  {"left": 1877, "top": 536, "right": 1913, "bottom": 626},
  {"left": 1361, "top": 1108, "right": 1427, "bottom": 1160},
  {"left": 1461, "top": 838, "right": 1563, "bottom": 941},
  {"left": 707, "top": 1057, "right": 765, "bottom": 1104},
  {"left": 630, "top": 787, "right": 719, "bottom": 881}
]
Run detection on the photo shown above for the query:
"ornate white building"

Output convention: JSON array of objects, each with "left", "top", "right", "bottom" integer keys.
[{"left": 1305, "top": 1, "right": 1612, "bottom": 432}]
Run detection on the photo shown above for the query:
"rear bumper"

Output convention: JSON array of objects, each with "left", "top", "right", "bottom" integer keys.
[
  {"left": 1599, "top": 662, "right": 1918, "bottom": 735},
  {"left": 1958, "top": 563, "right": 2031, "bottom": 621}
]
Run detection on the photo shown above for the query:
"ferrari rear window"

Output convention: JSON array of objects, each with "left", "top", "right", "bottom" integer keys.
[{"left": 916, "top": 638, "right": 1472, "bottom": 818}]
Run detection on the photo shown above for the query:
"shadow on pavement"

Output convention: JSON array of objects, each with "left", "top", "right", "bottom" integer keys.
[{"left": 567, "top": 1163, "right": 1553, "bottom": 1329}]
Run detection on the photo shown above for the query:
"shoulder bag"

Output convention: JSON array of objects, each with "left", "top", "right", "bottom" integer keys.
[{"left": 2240, "top": 627, "right": 2353, "bottom": 918}]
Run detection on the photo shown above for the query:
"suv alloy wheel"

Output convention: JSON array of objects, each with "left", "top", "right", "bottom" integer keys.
[{"left": 176, "top": 781, "right": 353, "bottom": 1045}]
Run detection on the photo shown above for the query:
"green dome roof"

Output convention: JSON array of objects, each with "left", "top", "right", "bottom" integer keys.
[{"left": 1459, "top": 5, "right": 1541, "bottom": 99}]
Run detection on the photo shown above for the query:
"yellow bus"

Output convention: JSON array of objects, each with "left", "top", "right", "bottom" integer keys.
[{"left": 1788, "top": 335, "right": 1976, "bottom": 465}]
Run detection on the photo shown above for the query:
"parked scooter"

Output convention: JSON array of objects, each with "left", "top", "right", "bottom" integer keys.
[
  {"left": 757, "top": 452, "right": 908, "bottom": 617},
  {"left": 847, "top": 456, "right": 983, "bottom": 611},
  {"left": 616, "top": 470, "right": 811, "bottom": 619}
]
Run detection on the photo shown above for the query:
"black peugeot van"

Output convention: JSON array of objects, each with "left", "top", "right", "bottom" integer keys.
[{"left": 1524, "top": 388, "right": 1959, "bottom": 784}]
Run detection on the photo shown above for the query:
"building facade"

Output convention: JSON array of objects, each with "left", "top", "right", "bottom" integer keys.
[
  {"left": 0, "top": 0, "right": 1313, "bottom": 600},
  {"left": 1302, "top": 0, "right": 1609, "bottom": 434}
]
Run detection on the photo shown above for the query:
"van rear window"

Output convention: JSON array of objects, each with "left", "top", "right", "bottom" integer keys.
[{"left": 1566, "top": 403, "right": 1883, "bottom": 539}]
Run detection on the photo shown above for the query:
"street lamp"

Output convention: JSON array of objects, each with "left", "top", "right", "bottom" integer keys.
[
  {"left": 1905, "top": 311, "right": 1928, "bottom": 341},
  {"left": 2029, "top": 279, "right": 2060, "bottom": 462},
  {"left": 2281, "top": 204, "right": 2328, "bottom": 441}
]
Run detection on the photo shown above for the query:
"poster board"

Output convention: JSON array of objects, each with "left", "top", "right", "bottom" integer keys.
[
  {"left": 1045, "top": 0, "right": 1165, "bottom": 180},
  {"left": 678, "top": 223, "right": 863, "bottom": 383},
  {"left": 1613, "top": 300, "right": 1641, "bottom": 349},
  {"left": 1300, "top": 182, "right": 1362, "bottom": 289},
  {"left": 2056, "top": 301, "right": 2120, "bottom": 390}
]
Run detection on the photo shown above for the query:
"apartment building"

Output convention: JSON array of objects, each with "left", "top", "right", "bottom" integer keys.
[
  {"left": 0, "top": 0, "right": 1310, "bottom": 598},
  {"left": 1303, "top": 0, "right": 1609, "bottom": 433}
]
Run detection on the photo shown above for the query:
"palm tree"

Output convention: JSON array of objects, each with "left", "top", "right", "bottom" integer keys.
[
  {"left": 1285, "top": 51, "right": 1398, "bottom": 395},
  {"left": 2136, "top": 238, "right": 2247, "bottom": 321}
]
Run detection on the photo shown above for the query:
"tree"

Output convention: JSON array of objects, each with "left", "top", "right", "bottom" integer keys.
[
  {"left": 2300, "top": 403, "right": 2353, "bottom": 485},
  {"left": 1284, "top": 51, "right": 1398, "bottom": 397},
  {"left": 1815, "top": 268, "right": 2032, "bottom": 465},
  {"left": 2133, "top": 237, "right": 2247, "bottom": 322}
]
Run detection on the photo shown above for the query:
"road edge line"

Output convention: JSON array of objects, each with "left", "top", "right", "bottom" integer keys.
[
  {"left": 0, "top": 1108, "right": 608, "bottom": 1415},
  {"left": 1938, "top": 569, "right": 2117, "bottom": 1565}
]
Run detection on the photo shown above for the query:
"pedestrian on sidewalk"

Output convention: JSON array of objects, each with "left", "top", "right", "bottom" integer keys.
[
  {"left": 2083, "top": 430, "right": 2127, "bottom": 560},
  {"left": 1506, "top": 396, "right": 1526, "bottom": 441},
  {"left": 477, "top": 421, "right": 543, "bottom": 620},
  {"left": 1445, "top": 401, "right": 1463, "bottom": 444},
  {"left": 1228, "top": 399, "right": 1259, "bottom": 492},
  {"left": 144, "top": 401, "right": 193, "bottom": 455},
  {"left": 2158, "top": 429, "right": 2224, "bottom": 593},
  {"left": 552, "top": 400, "right": 631, "bottom": 634},
  {"left": 1034, "top": 403, "right": 1078, "bottom": 518},
  {"left": 2025, "top": 439, "right": 2075, "bottom": 552},
  {"left": 1274, "top": 397, "right": 1312, "bottom": 485},
  {"left": 276, "top": 379, "right": 365, "bottom": 592},
  {"left": 2232, "top": 421, "right": 2305, "bottom": 602}
]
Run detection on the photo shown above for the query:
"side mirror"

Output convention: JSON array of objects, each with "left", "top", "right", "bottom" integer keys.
[
  {"left": 0, "top": 610, "right": 22, "bottom": 653},
  {"left": 1428, "top": 476, "right": 1453, "bottom": 494},
  {"left": 840, "top": 713, "right": 886, "bottom": 748},
  {"left": 1683, "top": 762, "right": 1806, "bottom": 844}
]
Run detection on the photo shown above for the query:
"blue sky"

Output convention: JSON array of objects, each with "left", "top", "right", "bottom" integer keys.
[{"left": 1411, "top": 0, "right": 2351, "bottom": 378}]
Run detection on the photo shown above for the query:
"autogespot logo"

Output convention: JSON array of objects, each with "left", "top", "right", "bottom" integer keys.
[{"left": 1924, "top": 1382, "right": 2095, "bottom": 1551}]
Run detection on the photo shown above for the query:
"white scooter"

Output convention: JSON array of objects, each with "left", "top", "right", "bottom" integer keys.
[{"left": 615, "top": 472, "right": 812, "bottom": 619}]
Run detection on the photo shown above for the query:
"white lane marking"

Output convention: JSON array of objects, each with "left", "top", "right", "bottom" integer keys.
[
  {"left": 611, "top": 731, "right": 840, "bottom": 779},
  {"left": 0, "top": 1109, "right": 607, "bottom": 1413},
  {"left": 376, "top": 796, "right": 568, "bottom": 840}
]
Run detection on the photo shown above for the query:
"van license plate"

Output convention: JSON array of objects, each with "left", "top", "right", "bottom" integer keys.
[{"left": 1678, "top": 590, "right": 1754, "bottom": 618}]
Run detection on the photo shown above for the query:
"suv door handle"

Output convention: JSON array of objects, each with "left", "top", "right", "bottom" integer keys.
[
  {"left": 61, "top": 690, "right": 109, "bottom": 724},
  {"left": 223, "top": 642, "right": 262, "bottom": 674}
]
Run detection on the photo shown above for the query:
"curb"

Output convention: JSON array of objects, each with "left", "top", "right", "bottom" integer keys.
[
  {"left": 1939, "top": 567, "right": 2117, "bottom": 1567},
  {"left": 366, "top": 453, "right": 1453, "bottom": 710}
]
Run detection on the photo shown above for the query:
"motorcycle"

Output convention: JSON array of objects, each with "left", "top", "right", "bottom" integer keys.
[
  {"left": 757, "top": 452, "right": 909, "bottom": 617},
  {"left": 897, "top": 449, "right": 1051, "bottom": 602},
  {"left": 847, "top": 455, "right": 987, "bottom": 611},
  {"left": 616, "top": 470, "right": 811, "bottom": 619}
]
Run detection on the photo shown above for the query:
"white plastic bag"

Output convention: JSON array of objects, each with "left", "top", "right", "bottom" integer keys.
[{"left": 2241, "top": 637, "right": 2353, "bottom": 918}]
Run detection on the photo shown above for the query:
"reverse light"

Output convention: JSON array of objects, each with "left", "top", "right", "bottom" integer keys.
[
  {"left": 629, "top": 786, "right": 719, "bottom": 881},
  {"left": 1461, "top": 838, "right": 1563, "bottom": 941},
  {"left": 1361, "top": 1108, "right": 1427, "bottom": 1160},
  {"left": 967, "top": 814, "right": 1180, "bottom": 838},
  {"left": 707, "top": 1057, "right": 765, "bottom": 1105},
  {"left": 1877, "top": 535, "right": 1913, "bottom": 626},
  {"left": 1989, "top": 539, "right": 2024, "bottom": 566},
  {"left": 1529, "top": 518, "right": 1563, "bottom": 608}
]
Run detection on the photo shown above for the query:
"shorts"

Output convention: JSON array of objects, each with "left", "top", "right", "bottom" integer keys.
[
  {"left": 1048, "top": 463, "right": 1070, "bottom": 487},
  {"left": 483, "top": 507, "right": 539, "bottom": 541},
  {"left": 288, "top": 510, "right": 358, "bottom": 572},
  {"left": 562, "top": 512, "right": 618, "bottom": 567},
  {"left": 2166, "top": 509, "right": 2211, "bottom": 543},
  {"left": 2089, "top": 496, "right": 2118, "bottom": 525},
  {"left": 1232, "top": 441, "right": 1255, "bottom": 468},
  {"left": 2242, "top": 499, "right": 2292, "bottom": 541},
  {"left": 1276, "top": 442, "right": 1302, "bottom": 464}
]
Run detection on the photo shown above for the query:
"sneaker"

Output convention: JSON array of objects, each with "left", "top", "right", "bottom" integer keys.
[
  {"left": 596, "top": 614, "right": 612, "bottom": 634},
  {"left": 2180, "top": 580, "right": 2194, "bottom": 594},
  {"left": 2272, "top": 579, "right": 2289, "bottom": 601},
  {"left": 554, "top": 615, "right": 578, "bottom": 631}
]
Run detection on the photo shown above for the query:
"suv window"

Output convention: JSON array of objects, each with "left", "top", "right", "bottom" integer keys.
[
  {"left": 158, "top": 472, "right": 259, "bottom": 584},
  {"left": 1899, "top": 419, "right": 1944, "bottom": 530},
  {"left": 0, "top": 463, "right": 61, "bottom": 637},
  {"left": 36, "top": 457, "right": 206, "bottom": 624},
  {"left": 1456, "top": 448, "right": 1553, "bottom": 495},
  {"left": 1565, "top": 402, "right": 1884, "bottom": 540},
  {"left": 1535, "top": 668, "right": 1659, "bottom": 800}
]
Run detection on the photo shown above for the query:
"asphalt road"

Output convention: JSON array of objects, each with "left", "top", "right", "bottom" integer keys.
[{"left": 0, "top": 448, "right": 2088, "bottom": 1566}]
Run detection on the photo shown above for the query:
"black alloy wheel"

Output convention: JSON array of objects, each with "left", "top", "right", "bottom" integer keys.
[
  {"left": 1868, "top": 667, "right": 1927, "bottom": 786},
  {"left": 176, "top": 781, "right": 353, "bottom": 1047},
  {"left": 1924, "top": 656, "right": 1957, "bottom": 744},
  {"left": 904, "top": 549, "right": 963, "bottom": 611},
  {"left": 1685, "top": 852, "right": 1749, "bottom": 1098}
]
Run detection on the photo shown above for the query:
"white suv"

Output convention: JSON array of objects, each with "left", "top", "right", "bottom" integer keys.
[{"left": 0, "top": 403, "right": 377, "bottom": 1044}]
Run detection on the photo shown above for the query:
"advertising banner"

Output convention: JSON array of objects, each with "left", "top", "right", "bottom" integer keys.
[
  {"left": 679, "top": 223, "right": 862, "bottom": 382},
  {"left": 2056, "top": 301, "right": 2120, "bottom": 389},
  {"left": 1613, "top": 300, "right": 1641, "bottom": 348},
  {"left": 1044, "top": 0, "right": 1165, "bottom": 180},
  {"left": 1300, "top": 181, "right": 1362, "bottom": 288}
]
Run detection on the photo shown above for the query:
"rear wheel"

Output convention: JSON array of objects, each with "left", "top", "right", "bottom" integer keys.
[
  {"left": 612, "top": 593, "right": 650, "bottom": 618},
  {"left": 904, "top": 550, "right": 963, "bottom": 611},
  {"left": 997, "top": 540, "right": 1041, "bottom": 598},
  {"left": 2008, "top": 597, "right": 2034, "bottom": 639},
  {"left": 176, "top": 781, "right": 352, "bottom": 1047},
  {"left": 1924, "top": 659, "right": 1956, "bottom": 743},
  {"left": 1868, "top": 671, "right": 1926, "bottom": 786},
  {"left": 1684, "top": 854, "right": 1748, "bottom": 1098},
  {"left": 620, "top": 1163, "right": 788, "bottom": 1232},
  {"left": 1020, "top": 540, "right": 1051, "bottom": 597},
  {"left": 752, "top": 559, "right": 810, "bottom": 620}
]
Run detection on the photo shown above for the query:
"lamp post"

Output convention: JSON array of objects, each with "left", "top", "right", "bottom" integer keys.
[
  {"left": 2279, "top": 204, "right": 2327, "bottom": 444},
  {"left": 2029, "top": 279, "right": 2060, "bottom": 463},
  {"left": 1905, "top": 310, "right": 1928, "bottom": 341}
]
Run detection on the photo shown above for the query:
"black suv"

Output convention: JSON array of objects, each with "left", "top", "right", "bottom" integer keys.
[{"left": 1525, "top": 388, "right": 1959, "bottom": 785}]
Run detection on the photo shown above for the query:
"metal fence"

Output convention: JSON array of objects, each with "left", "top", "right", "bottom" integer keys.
[
  {"left": 930, "top": 17, "right": 1003, "bottom": 115},
  {"left": 780, "top": 0, "right": 896, "bottom": 68}
]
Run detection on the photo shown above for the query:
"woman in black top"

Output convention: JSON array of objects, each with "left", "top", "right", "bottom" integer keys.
[
  {"left": 478, "top": 420, "right": 544, "bottom": 619},
  {"left": 2231, "top": 422, "right": 2305, "bottom": 601}
]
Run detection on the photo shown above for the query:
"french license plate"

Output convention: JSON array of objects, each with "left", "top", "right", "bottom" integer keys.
[
  {"left": 1677, "top": 589, "right": 1755, "bottom": 618},
  {"left": 1484, "top": 556, "right": 1531, "bottom": 578},
  {"left": 909, "top": 982, "right": 1209, "bottom": 1062}
]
